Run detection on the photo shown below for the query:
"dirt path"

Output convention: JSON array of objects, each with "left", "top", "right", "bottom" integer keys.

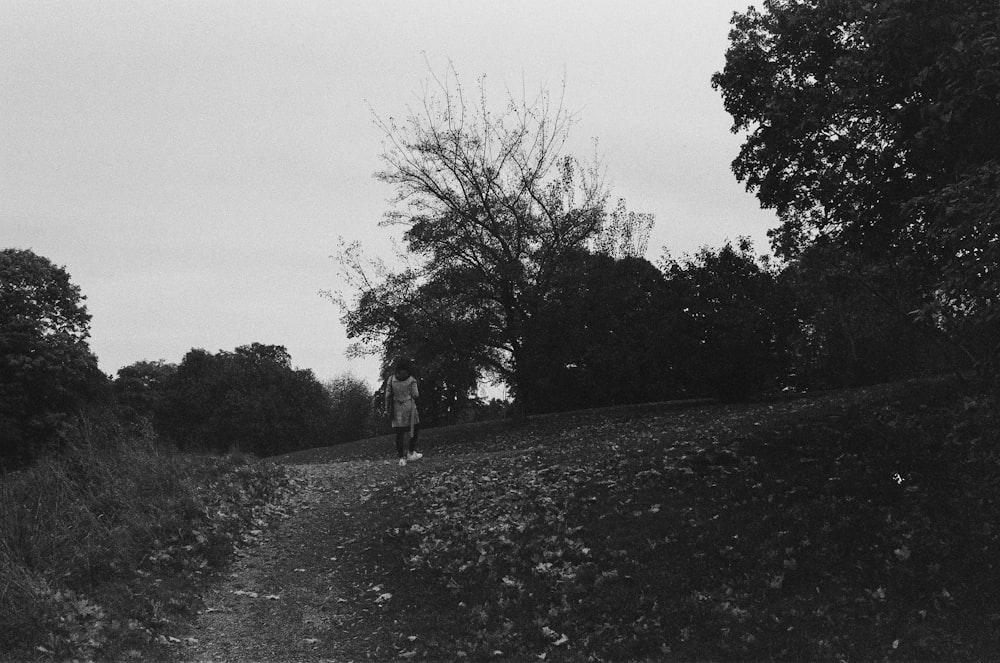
[{"left": 180, "top": 459, "right": 412, "bottom": 663}]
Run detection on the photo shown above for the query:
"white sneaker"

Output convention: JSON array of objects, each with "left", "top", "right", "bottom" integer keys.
[
  {"left": 398, "top": 457, "right": 407, "bottom": 467},
  {"left": 407, "top": 451, "right": 423, "bottom": 461}
]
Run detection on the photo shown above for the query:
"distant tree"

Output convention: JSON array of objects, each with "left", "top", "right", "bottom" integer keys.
[
  {"left": 661, "top": 240, "right": 793, "bottom": 401},
  {"left": 113, "top": 360, "right": 177, "bottom": 424},
  {"left": 0, "top": 249, "right": 104, "bottom": 468},
  {"left": 401, "top": 353, "right": 481, "bottom": 427},
  {"left": 712, "top": 0, "right": 1000, "bottom": 381},
  {"left": 372, "top": 300, "right": 483, "bottom": 428},
  {"left": 471, "top": 397, "right": 510, "bottom": 422},
  {"left": 338, "top": 250, "right": 487, "bottom": 427},
  {"left": 234, "top": 342, "right": 292, "bottom": 367},
  {"left": 325, "top": 374, "right": 377, "bottom": 443},
  {"left": 335, "top": 66, "right": 653, "bottom": 411},
  {"left": 158, "top": 344, "right": 335, "bottom": 455},
  {"left": 591, "top": 197, "right": 656, "bottom": 261},
  {"left": 519, "top": 250, "right": 679, "bottom": 413}
]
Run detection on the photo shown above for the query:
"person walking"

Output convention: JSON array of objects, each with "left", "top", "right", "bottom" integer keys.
[{"left": 385, "top": 358, "right": 422, "bottom": 466}]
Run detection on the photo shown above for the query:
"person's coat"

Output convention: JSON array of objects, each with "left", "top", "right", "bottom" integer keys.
[{"left": 385, "top": 375, "right": 419, "bottom": 434}]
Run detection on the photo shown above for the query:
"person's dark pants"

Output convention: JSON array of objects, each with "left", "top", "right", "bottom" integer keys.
[{"left": 394, "top": 425, "right": 419, "bottom": 458}]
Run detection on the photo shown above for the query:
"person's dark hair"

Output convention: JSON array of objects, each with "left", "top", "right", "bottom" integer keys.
[{"left": 394, "top": 357, "right": 413, "bottom": 375}]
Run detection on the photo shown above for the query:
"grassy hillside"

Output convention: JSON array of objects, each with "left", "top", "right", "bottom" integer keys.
[
  {"left": 0, "top": 436, "right": 297, "bottom": 662},
  {"left": 295, "top": 377, "right": 1000, "bottom": 661},
  {"left": 274, "top": 397, "right": 719, "bottom": 464},
  {"left": 7, "top": 378, "right": 994, "bottom": 661}
]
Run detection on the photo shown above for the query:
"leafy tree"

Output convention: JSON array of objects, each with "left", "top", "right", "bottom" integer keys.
[
  {"left": 519, "top": 250, "right": 680, "bottom": 413},
  {"left": 910, "top": 163, "right": 1000, "bottom": 379},
  {"left": 234, "top": 342, "right": 292, "bottom": 367},
  {"left": 712, "top": 0, "right": 1000, "bottom": 380},
  {"left": 392, "top": 353, "right": 480, "bottom": 427},
  {"left": 157, "top": 344, "right": 335, "bottom": 455},
  {"left": 336, "top": 67, "right": 653, "bottom": 411},
  {"left": 325, "top": 374, "right": 379, "bottom": 444},
  {"left": 113, "top": 360, "right": 177, "bottom": 425},
  {"left": 712, "top": 0, "right": 1000, "bottom": 256},
  {"left": 0, "top": 249, "right": 104, "bottom": 468},
  {"left": 346, "top": 256, "right": 488, "bottom": 427},
  {"left": 778, "top": 239, "right": 951, "bottom": 389},
  {"left": 661, "top": 240, "right": 793, "bottom": 401}
]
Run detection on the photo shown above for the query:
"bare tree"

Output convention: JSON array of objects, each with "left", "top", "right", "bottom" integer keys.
[{"left": 337, "top": 65, "right": 653, "bottom": 408}]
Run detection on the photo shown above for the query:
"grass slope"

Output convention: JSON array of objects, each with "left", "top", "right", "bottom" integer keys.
[
  {"left": 0, "top": 440, "right": 298, "bottom": 663},
  {"left": 276, "top": 378, "right": 999, "bottom": 661}
]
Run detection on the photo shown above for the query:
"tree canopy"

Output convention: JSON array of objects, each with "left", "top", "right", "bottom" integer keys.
[
  {"left": 156, "top": 344, "right": 336, "bottom": 455},
  {"left": 0, "top": 249, "right": 103, "bottom": 467},
  {"left": 661, "top": 240, "right": 794, "bottom": 401},
  {"left": 713, "top": 0, "right": 1000, "bottom": 380},
  {"left": 337, "top": 69, "right": 653, "bottom": 409}
]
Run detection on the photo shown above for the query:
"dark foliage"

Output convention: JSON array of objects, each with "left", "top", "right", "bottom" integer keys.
[
  {"left": 401, "top": 354, "right": 481, "bottom": 427},
  {"left": 0, "top": 249, "right": 106, "bottom": 469},
  {"left": 662, "top": 240, "right": 795, "bottom": 400},
  {"left": 325, "top": 374, "right": 380, "bottom": 444},
  {"left": 519, "top": 250, "right": 680, "bottom": 413},
  {"left": 713, "top": 0, "right": 1000, "bottom": 381},
  {"left": 372, "top": 299, "right": 483, "bottom": 428},
  {"left": 156, "top": 343, "right": 336, "bottom": 456},
  {"left": 779, "top": 239, "right": 954, "bottom": 388},
  {"left": 113, "top": 359, "right": 178, "bottom": 426},
  {"left": 338, "top": 71, "right": 653, "bottom": 414}
]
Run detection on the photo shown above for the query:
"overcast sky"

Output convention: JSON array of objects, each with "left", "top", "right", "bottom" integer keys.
[{"left": 2, "top": 1, "right": 772, "bottom": 389}]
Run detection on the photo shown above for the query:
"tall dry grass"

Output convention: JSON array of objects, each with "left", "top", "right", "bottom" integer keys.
[{"left": 0, "top": 411, "right": 295, "bottom": 660}]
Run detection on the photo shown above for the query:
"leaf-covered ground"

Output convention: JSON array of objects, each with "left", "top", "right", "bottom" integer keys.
[{"left": 179, "top": 379, "right": 1000, "bottom": 661}]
